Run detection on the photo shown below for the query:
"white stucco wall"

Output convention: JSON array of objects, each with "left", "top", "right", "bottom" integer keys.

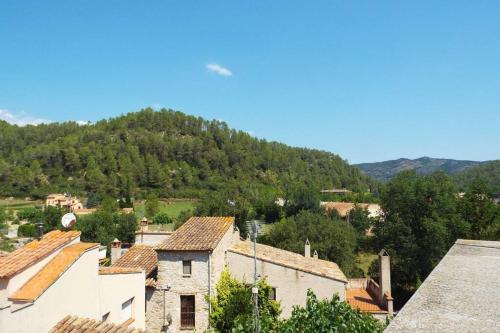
[
  {"left": 98, "top": 271, "right": 145, "bottom": 329},
  {"left": 226, "top": 251, "right": 347, "bottom": 317},
  {"left": 1, "top": 242, "right": 147, "bottom": 333},
  {"left": 135, "top": 232, "right": 172, "bottom": 246},
  {"left": 0, "top": 246, "right": 99, "bottom": 333},
  {"left": 210, "top": 226, "right": 240, "bottom": 290},
  {"left": 0, "top": 236, "right": 80, "bottom": 305}
]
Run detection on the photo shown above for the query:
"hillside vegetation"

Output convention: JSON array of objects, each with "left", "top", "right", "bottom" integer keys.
[
  {"left": 0, "top": 108, "right": 375, "bottom": 199},
  {"left": 356, "top": 157, "right": 484, "bottom": 181},
  {"left": 454, "top": 160, "right": 500, "bottom": 197}
]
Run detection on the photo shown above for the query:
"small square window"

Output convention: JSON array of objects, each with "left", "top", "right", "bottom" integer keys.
[
  {"left": 121, "top": 298, "right": 134, "bottom": 321},
  {"left": 183, "top": 260, "right": 192, "bottom": 276},
  {"left": 269, "top": 287, "right": 276, "bottom": 301}
]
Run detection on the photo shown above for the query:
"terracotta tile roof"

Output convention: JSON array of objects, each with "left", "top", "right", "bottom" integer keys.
[
  {"left": 0, "top": 230, "right": 81, "bottom": 278},
  {"left": 9, "top": 242, "right": 99, "bottom": 302},
  {"left": 98, "top": 266, "right": 143, "bottom": 275},
  {"left": 50, "top": 315, "right": 144, "bottom": 333},
  {"left": 228, "top": 241, "right": 348, "bottom": 283},
  {"left": 112, "top": 245, "right": 158, "bottom": 277},
  {"left": 145, "top": 277, "right": 157, "bottom": 288},
  {"left": 346, "top": 288, "right": 385, "bottom": 313},
  {"left": 156, "top": 216, "right": 235, "bottom": 251}
]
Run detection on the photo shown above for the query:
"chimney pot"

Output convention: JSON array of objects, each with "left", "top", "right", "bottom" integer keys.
[
  {"left": 304, "top": 239, "right": 311, "bottom": 257},
  {"left": 111, "top": 238, "right": 122, "bottom": 264},
  {"left": 378, "top": 249, "right": 392, "bottom": 313}
]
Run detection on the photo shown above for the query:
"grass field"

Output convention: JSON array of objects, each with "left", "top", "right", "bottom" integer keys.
[
  {"left": 356, "top": 252, "right": 378, "bottom": 276},
  {"left": 134, "top": 199, "right": 196, "bottom": 220},
  {"left": 0, "top": 198, "right": 44, "bottom": 210}
]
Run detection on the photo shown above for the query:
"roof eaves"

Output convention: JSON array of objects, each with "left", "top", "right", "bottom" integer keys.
[
  {"left": 9, "top": 243, "right": 99, "bottom": 303},
  {"left": 227, "top": 248, "right": 348, "bottom": 284}
]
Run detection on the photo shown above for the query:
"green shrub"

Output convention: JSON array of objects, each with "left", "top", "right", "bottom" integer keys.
[
  {"left": 152, "top": 212, "right": 172, "bottom": 225},
  {"left": 18, "top": 224, "right": 37, "bottom": 237}
]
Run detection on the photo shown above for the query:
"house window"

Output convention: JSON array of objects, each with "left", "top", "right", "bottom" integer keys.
[
  {"left": 102, "top": 312, "right": 110, "bottom": 322},
  {"left": 269, "top": 287, "right": 277, "bottom": 301},
  {"left": 121, "top": 297, "right": 134, "bottom": 321},
  {"left": 180, "top": 295, "right": 195, "bottom": 328},
  {"left": 183, "top": 260, "right": 192, "bottom": 276}
]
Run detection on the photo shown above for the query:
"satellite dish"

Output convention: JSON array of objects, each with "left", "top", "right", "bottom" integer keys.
[{"left": 62, "top": 213, "right": 77, "bottom": 228}]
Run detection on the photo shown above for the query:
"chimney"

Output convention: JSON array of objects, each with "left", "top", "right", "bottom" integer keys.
[
  {"left": 140, "top": 217, "right": 149, "bottom": 231},
  {"left": 313, "top": 250, "right": 318, "bottom": 259},
  {"left": 304, "top": 239, "right": 311, "bottom": 257},
  {"left": 36, "top": 222, "right": 44, "bottom": 240},
  {"left": 111, "top": 238, "right": 122, "bottom": 264},
  {"left": 378, "top": 249, "right": 393, "bottom": 315}
]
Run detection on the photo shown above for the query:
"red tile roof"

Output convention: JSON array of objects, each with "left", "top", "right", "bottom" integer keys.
[
  {"left": 112, "top": 245, "right": 158, "bottom": 277},
  {"left": 228, "top": 241, "right": 348, "bottom": 283},
  {"left": 50, "top": 315, "right": 144, "bottom": 333},
  {"left": 156, "top": 216, "right": 234, "bottom": 251},
  {"left": 346, "top": 288, "right": 385, "bottom": 313},
  {"left": 0, "top": 230, "right": 81, "bottom": 278},
  {"left": 9, "top": 242, "right": 99, "bottom": 302}
]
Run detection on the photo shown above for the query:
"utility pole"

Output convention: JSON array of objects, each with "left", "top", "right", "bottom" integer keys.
[{"left": 252, "top": 220, "right": 260, "bottom": 333}]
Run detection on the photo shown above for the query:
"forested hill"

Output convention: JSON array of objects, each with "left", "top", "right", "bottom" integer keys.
[
  {"left": 355, "top": 157, "right": 485, "bottom": 182},
  {"left": 0, "top": 108, "right": 375, "bottom": 198},
  {"left": 454, "top": 160, "right": 500, "bottom": 197}
]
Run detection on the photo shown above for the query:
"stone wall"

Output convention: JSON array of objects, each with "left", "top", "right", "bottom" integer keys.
[
  {"left": 146, "top": 223, "right": 240, "bottom": 332},
  {"left": 146, "top": 251, "right": 210, "bottom": 332}
]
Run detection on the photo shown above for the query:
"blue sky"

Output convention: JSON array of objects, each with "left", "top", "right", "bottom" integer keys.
[{"left": 1, "top": 1, "right": 499, "bottom": 163}]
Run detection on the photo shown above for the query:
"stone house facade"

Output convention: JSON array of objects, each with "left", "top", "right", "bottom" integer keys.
[{"left": 146, "top": 217, "right": 239, "bottom": 332}]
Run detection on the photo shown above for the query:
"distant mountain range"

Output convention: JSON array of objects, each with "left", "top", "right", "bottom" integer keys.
[{"left": 355, "top": 157, "right": 486, "bottom": 182}]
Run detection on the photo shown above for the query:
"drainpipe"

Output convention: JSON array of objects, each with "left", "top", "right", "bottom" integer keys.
[{"left": 208, "top": 251, "right": 212, "bottom": 321}]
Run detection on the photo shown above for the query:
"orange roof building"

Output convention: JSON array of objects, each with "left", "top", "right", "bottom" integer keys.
[
  {"left": 0, "top": 231, "right": 145, "bottom": 333},
  {"left": 156, "top": 216, "right": 235, "bottom": 251}
]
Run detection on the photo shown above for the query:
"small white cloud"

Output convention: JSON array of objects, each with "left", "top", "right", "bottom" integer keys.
[
  {"left": 0, "top": 109, "right": 52, "bottom": 126},
  {"left": 76, "top": 120, "right": 89, "bottom": 126},
  {"left": 206, "top": 63, "right": 233, "bottom": 77}
]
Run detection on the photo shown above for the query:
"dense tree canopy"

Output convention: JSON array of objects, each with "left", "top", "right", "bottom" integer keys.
[
  {"left": 454, "top": 160, "right": 500, "bottom": 197},
  {"left": 0, "top": 108, "right": 375, "bottom": 199},
  {"left": 372, "top": 171, "right": 500, "bottom": 306}
]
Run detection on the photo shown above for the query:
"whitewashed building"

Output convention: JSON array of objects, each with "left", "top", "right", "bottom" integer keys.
[{"left": 0, "top": 230, "right": 145, "bottom": 333}]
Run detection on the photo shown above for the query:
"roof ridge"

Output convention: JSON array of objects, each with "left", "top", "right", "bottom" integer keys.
[
  {"left": 9, "top": 242, "right": 99, "bottom": 302},
  {"left": 157, "top": 216, "right": 235, "bottom": 251},
  {"left": 0, "top": 230, "right": 81, "bottom": 278}
]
